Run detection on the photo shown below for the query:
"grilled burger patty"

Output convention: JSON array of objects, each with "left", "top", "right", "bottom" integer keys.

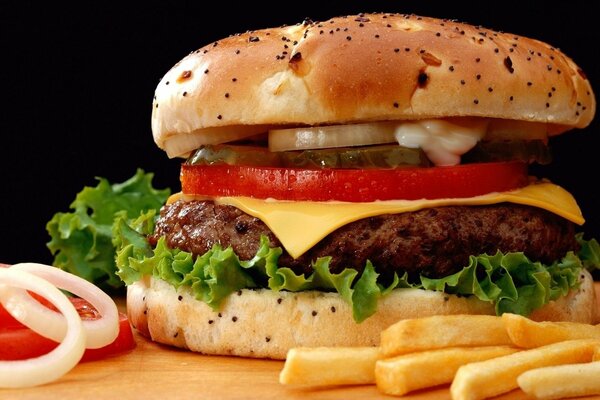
[{"left": 149, "top": 200, "right": 578, "bottom": 280}]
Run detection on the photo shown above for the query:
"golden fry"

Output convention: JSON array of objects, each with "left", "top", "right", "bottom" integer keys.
[
  {"left": 380, "top": 315, "right": 510, "bottom": 357},
  {"left": 503, "top": 313, "right": 600, "bottom": 348},
  {"left": 375, "top": 346, "right": 518, "bottom": 396},
  {"left": 518, "top": 361, "right": 600, "bottom": 399},
  {"left": 450, "top": 339, "right": 598, "bottom": 400},
  {"left": 279, "top": 347, "right": 379, "bottom": 386}
]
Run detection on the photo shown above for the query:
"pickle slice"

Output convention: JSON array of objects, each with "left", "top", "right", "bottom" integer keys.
[
  {"left": 463, "top": 140, "right": 551, "bottom": 165},
  {"left": 187, "top": 145, "right": 429, "bottom": 169}
]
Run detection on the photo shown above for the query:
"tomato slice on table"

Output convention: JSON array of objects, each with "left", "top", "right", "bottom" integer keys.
[
  {"left": 181, "top": 161, "right": 529, "bottom": 202},
  {"left": 0, "top": 290, "right": 135, "bottom": 362}
]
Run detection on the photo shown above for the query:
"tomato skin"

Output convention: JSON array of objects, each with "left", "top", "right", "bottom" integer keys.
[{"left": 181, "top": 161, "right": 529, "bottom": 202}]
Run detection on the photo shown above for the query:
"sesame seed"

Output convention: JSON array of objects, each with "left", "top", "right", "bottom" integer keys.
[
  {"left": 232, "top": 78, "right": 237, "bottom": 82},
  {"left": 546, "top": 103, "right": 550, "bottom": 108},
  {"left": 475, "top": 57, "right": 481, "bottom": 63},
  {"left": 225, "top": 93, "right": 229, "bottom": 98},
  {"left": 509, "top": 96, "right": 514, "bottom": 101},
  {"left": 217, "top": 115, "right": 222, "bottom": 120},
  {"left": 182, "top": 91, "right": 187, "bottom": 97},
  {"left": 394, "top": 48, "right": 400, "bottom": 53},
  {"left": 178, "top": 295, "right": 183, "bottom": 301},
  {"left": 232, "top": 316, "right": 238, "bottom": 322},
  {"left": 494, "top": 48, "right": 499, "bottom": 53},
  {"left": 474, "top": 99, "right": 479, "bottom": 104},
  {"left": 476, "top": 74, "right": 481, "bottom": 80},
  {"left": 331, "top": 306, "right": 336, "bottom": 313},
  {"left": 393, "top": 102, "right": 399, "bottom": 108},
  {"left": 277, "top": 298, "right": 282, "bottom": 304},
  {"left": 208, "top": 320, "right": 214, "bottom": 324},
  {"left": 405, "top": 47, "right": 410, "bottom": 52},
  {"left": 312, "top": 311, "right": 318, "bottom": 316},
  {"left": 265, "top": 337, "right": 271, "bottom": 342},
  {"left": 204, "top": 69, "right": 209, "bottom": 74},
  {"left": 346, "top": 36, "right": 352, "bottom": 41},
  {"left": 527, "top": 82, "right": 533, "bottom": 86},
  {"left": 449, "top": 65, "right": 455, "bottom": 72},
  {"left": 460, "top": 80, "right": 466, "bottom": 85},
  {"left": 488, "top": 87, "right": 493, "bottom": 92}
]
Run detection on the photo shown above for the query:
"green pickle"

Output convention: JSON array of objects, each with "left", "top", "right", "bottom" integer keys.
[
  {"left": 187, "top": 140, "right": 551, "bottom": 168},
  {"left": 463, "top": 140, "right": 552, "bottom": 165},
  {"left": 187, "top": 145, "right": 429, "bottom": 169}
]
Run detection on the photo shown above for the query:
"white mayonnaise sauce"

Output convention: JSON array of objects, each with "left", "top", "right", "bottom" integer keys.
[{"left": 394, "top": 118, "right": 489, "bottom": 166}]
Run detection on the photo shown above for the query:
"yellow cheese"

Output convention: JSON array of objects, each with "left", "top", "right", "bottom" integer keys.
[{"left": 167, "top": 182, "right": 583, "bottom": 259}]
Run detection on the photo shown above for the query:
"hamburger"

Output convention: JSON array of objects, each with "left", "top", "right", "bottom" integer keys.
[{"left": 116, "top": 13, "right": 599, "bottom": 359}]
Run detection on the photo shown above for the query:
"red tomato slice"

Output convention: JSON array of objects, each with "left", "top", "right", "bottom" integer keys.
[
  {"left": 181, "top": 161, "right": 528, "bottom": 202},
  {"left": 0, "top": 281, "right": 135, "bottom": 362}
]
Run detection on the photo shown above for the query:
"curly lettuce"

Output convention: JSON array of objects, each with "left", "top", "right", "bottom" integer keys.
[
  {"left": 114, "top": 210, "right": 599, "bottom": 322},
  {"left": 46, "top": 170, "right": 170, "bottom": 289}
]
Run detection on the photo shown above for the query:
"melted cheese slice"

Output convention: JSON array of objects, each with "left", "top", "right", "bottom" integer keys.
[{"left": 168, "top": 182, "right": 583, "bottom": 259}]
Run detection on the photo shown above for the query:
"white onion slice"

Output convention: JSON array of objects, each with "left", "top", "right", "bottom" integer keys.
[
  {"left": 0, "top": 263, "right": 118, "bottom": 349},
  {"left": 0, "top": 268, "right": 85, "bottom": 388},
  {"left": 268, "top": 122, "right": 397, "bottom": 152},
  {"left": 164, "top": 125, "right": 270, "bottom": 158}
]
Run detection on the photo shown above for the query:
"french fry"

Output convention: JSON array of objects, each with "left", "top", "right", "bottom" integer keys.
[
  {"left": 375, "top": 346, "right": 518, "bottom": 396},
  {"left": 450, "top": 339, "right": 599, "bottom": 400},
  {"left": 503, "top": 313, "right": 600, "bottom": 348},
  {"left": 380, "top": 315, "right": 511, "bottom": 357},
  {"left": 279, "top": 347, "right": 379, "bottom": 386},
  {"left": 518, "top": 361, "right": 600, "bottom": 400}
]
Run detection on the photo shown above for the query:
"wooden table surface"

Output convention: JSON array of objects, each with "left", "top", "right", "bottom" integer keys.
[{"left": 4, "top": 283, "right": 600, "bottom": 400}]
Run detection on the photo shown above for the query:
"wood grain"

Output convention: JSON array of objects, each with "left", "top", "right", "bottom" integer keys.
[{"left": 3, "top": 283, "right": 600, "bottom": 400}]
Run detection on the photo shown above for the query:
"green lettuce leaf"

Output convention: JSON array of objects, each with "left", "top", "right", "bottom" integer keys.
[
  {"left": 47, "top": 170, "right": 170, "bottom": 289},
  {"left": 577, "top": 233, "right": 600, "bottom": 272},
  {"left": 115, "top": 212, "right": 599, "bottom": 322}
]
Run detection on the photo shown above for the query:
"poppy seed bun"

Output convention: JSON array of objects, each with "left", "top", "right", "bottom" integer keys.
[
  {"left": 127, "top": 271, "right": 598, "bottom": 360},
  {"left": 152, "top": 13, "right": 595, "bottom": 152}
]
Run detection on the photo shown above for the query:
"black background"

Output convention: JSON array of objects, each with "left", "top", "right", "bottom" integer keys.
[{"left": 2, "top": 2, "right": 599, "bottom": 265}]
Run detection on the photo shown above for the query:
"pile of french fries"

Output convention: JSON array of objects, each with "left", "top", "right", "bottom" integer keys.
[{"left": 279, "top": 314, "right": 600, "bottom": 399}]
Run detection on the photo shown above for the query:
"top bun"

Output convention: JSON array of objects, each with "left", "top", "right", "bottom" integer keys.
[{"left": 152, "top": 13, "right": 595, "bottom": 151}]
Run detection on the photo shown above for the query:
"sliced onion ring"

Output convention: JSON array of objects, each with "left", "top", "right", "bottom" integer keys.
[
  {"left": 269, "top": 122, "right": 397, "bottom": 152},
  {"left": 1, "top": 263, "right": 118, "bottom": 349},
  {"left": 0, "top": 268, "right": 85, "bottom": 388},
  {"left": 163, "top": 125, "right": 270, "bottom": 158}
]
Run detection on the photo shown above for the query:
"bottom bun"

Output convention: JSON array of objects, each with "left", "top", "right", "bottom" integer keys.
[{"left": 127, "top": 270, "right": 598, "bottom": 360}]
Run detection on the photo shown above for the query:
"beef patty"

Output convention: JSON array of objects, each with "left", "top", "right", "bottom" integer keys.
[{"left": 149, "top": 200, "right": 578, "bottom": 280}]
